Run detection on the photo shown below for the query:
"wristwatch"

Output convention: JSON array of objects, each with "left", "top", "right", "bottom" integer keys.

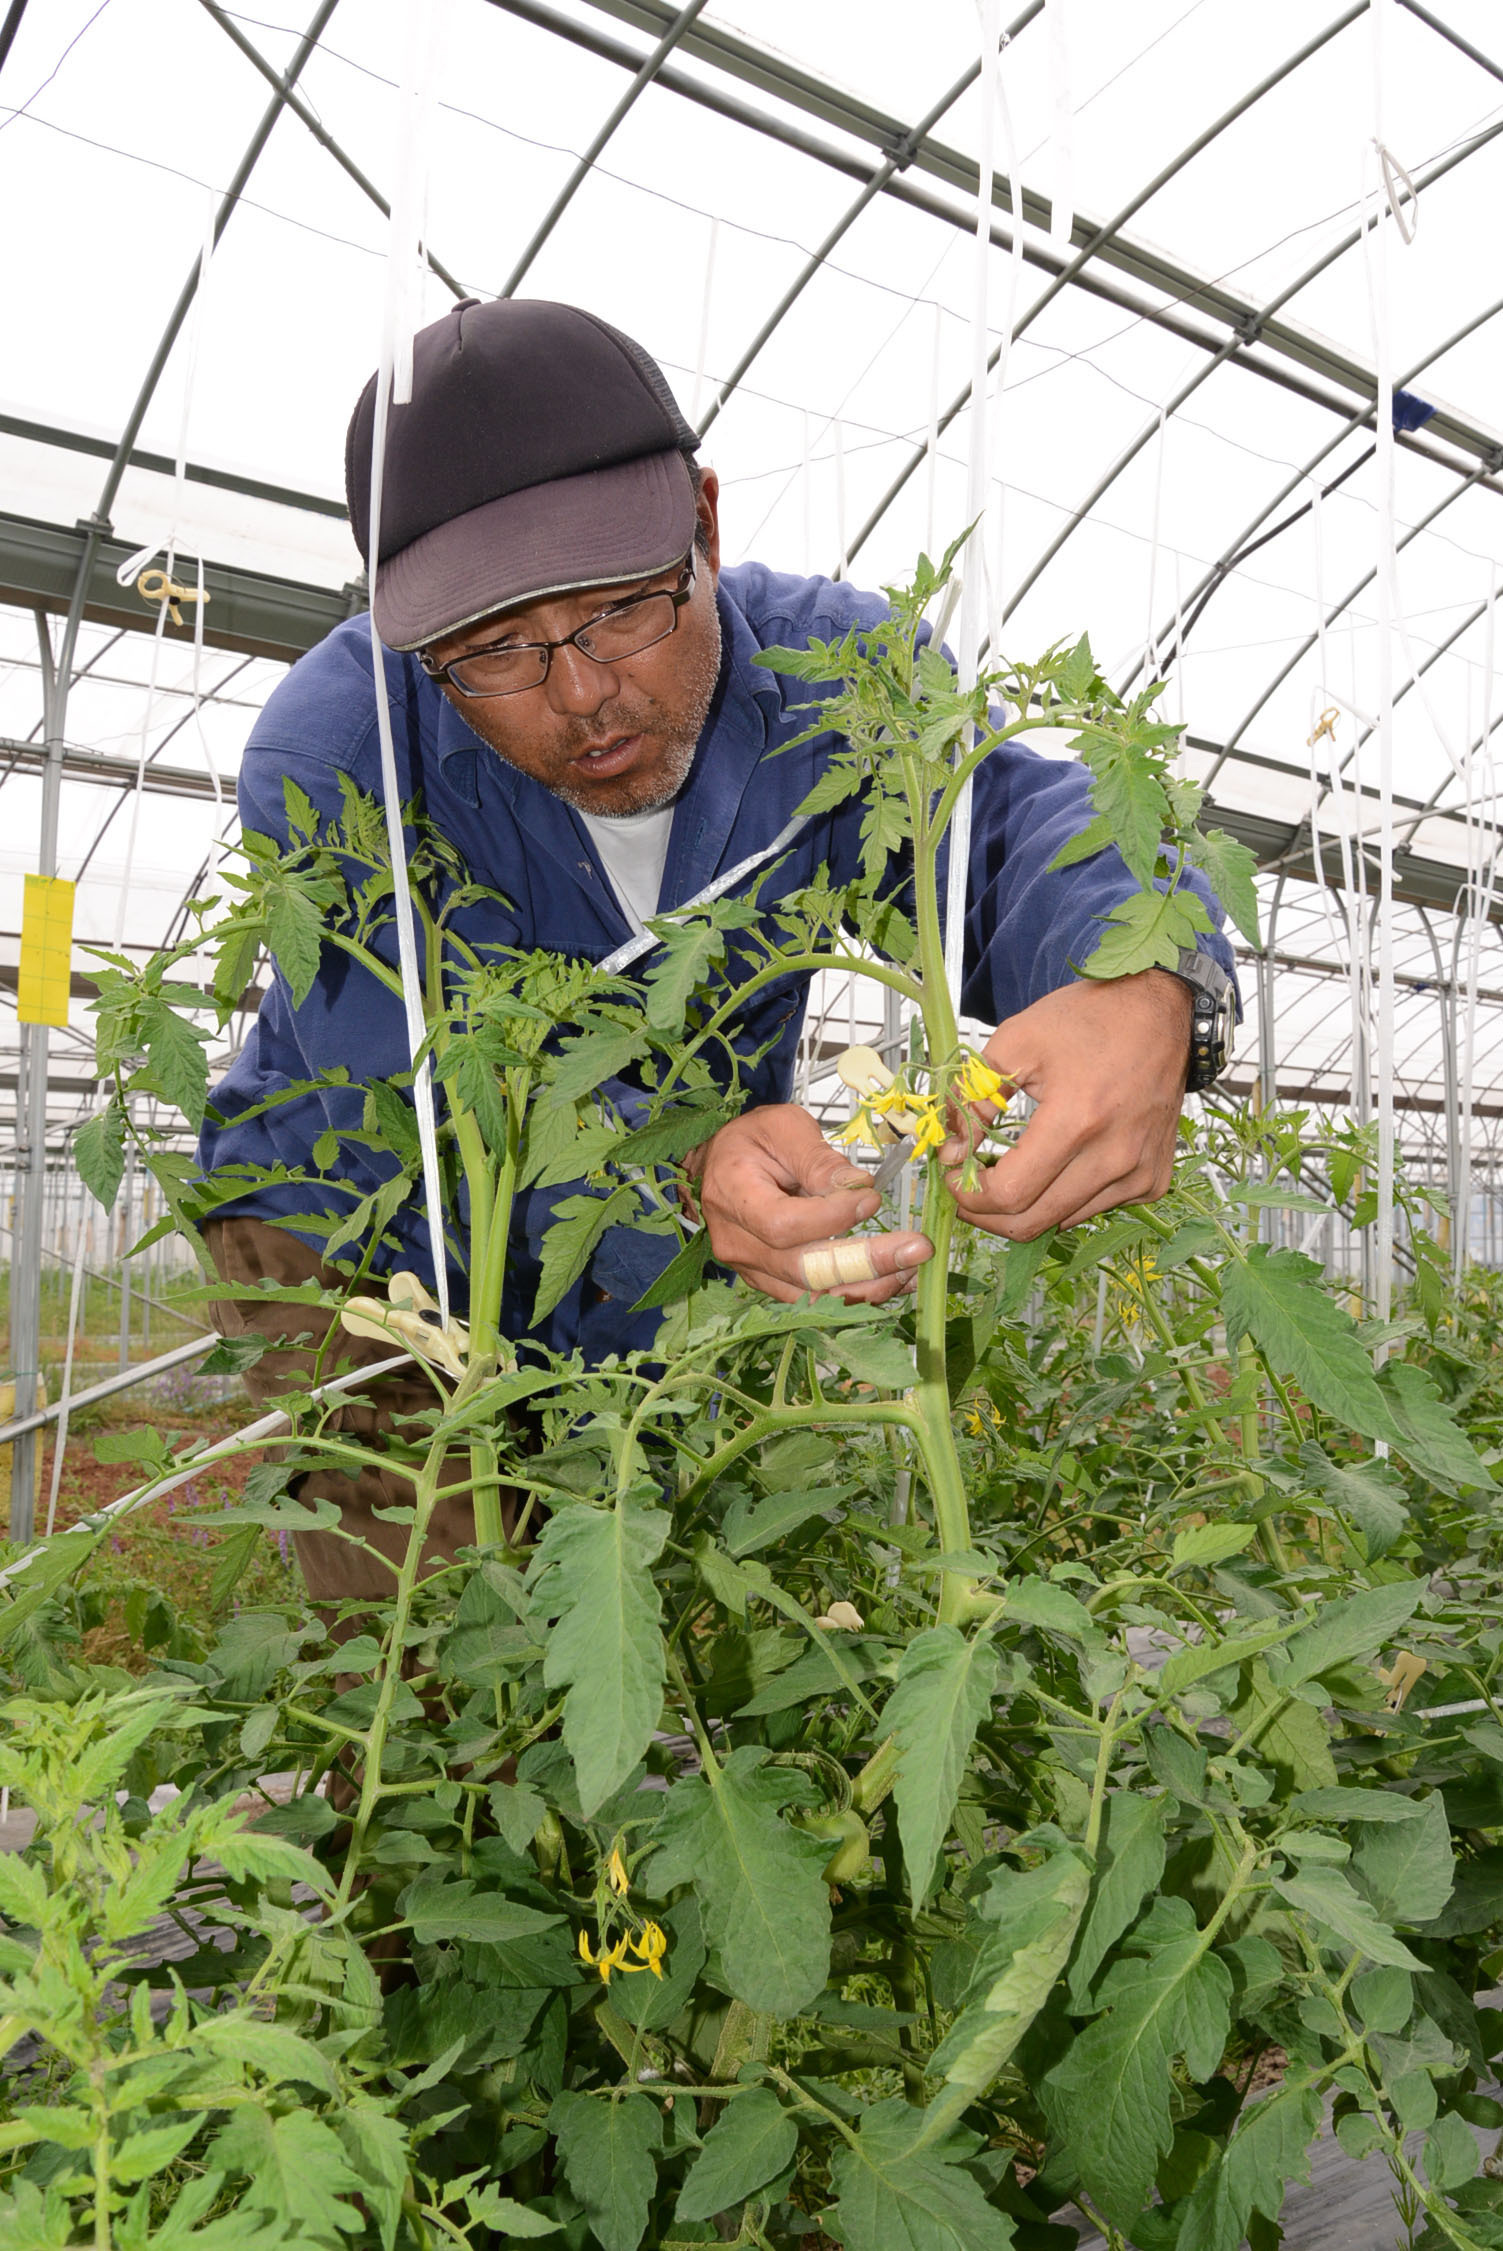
[{"left": 1169, "top": 947, "right": 1236, "bottom": 1093}]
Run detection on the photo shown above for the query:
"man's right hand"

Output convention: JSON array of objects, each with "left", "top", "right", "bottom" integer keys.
[{"left": 686, "top": 1105, "right": 933, "bottom": 1305}]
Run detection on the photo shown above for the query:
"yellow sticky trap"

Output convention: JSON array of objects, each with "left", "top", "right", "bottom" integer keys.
[
  {"left": 17, "top": 875, "right": 75, "bottom": 1026},
  {"left": 1377, "top": 1650, "right": 1427, "bottom": 1713}
]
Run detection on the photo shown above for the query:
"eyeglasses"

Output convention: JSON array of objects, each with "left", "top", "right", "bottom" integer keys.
[{"left": 419, "top": 555, "right": 697, "bottom": 699}]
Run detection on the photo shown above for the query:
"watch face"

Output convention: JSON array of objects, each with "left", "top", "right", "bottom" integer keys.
[{"left": 1187, "top": 985, "right": 1235, "bottom": 1091}]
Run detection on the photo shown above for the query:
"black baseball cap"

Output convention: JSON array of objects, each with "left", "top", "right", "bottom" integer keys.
[{"left": 345, "top": 297, "right": 701, "bottom": 653}]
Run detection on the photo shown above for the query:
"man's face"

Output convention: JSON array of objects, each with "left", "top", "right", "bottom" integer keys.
[{"left": 426, "top": 471, "right": 723, "bottom": 818}]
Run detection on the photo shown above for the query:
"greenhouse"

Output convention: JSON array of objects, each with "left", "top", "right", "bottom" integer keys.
[{"left": 3, "top": 1, "right": 1503, "bottom": 2245}]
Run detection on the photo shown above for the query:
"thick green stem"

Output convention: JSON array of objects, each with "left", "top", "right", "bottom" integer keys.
[
  {"left": 91, "top": 2078, "right": 112, "bottom": 2251},
  {"left": 898, "top": 742, "right": 975, "bottom": 1620},
  {"left": 469, "top": 1069, "right": 530, "bottom": 1359},
  {"left": 909, "top": 1177, "right": 975, "bottom": 1623},
  {"left": 334, "top": 1435, "right": 450, "bottom": 1907}
]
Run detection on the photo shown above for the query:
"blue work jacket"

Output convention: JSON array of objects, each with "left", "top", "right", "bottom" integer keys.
[{"left": 199, "top": 562, "right": 1235, "bottom": 1357}]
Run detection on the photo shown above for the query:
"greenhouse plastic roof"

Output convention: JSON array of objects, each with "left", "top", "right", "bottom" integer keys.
[{"left": 6, "top": 0, "right": 1503, "bottom": 1158}]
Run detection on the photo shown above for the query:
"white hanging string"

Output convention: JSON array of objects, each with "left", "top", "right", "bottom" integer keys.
[
  {"left": 1142, "top": 406, "right": 1168, "bottom": 685},
  {"left": 925, "top": 298, "right": 943, "bottom": 560},
  {"left": 1046, "top": 0, "right": 1075, "bottom": 251},
  {"left": 984, "top": 36, "right": 1025, "bottom": 663},
  {"left": 1457, "top": 568, "right": 1497, "bottom": 1278},
  {"left": 366, "top": 0, "right": 453, "bottom": 1325},
  {"left": 691, "top": 217, "right": 720, "bottom": 423},
  {"left": 834, "top": 416, "right": 848, "bottom": 581},
  {"left": 945, "top": 0, "right": 1003, "bottom": 1008},
  {"left": 801, "top": 407, "right": 813, "bottom": 573},
  {"left": 113, "top": 190, "right": 220, "bottom": 946},
  {"left": 1308, "top": 487, "right": 1353, "bottom": 969},
  {"left": 1366, "top": 2, "right": 1400, "bottom": 1337}
]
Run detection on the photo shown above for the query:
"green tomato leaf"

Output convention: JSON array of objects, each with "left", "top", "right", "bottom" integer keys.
[
  {"left": 1297, "top": 1442, "right": 1408, "bottom": 1560},
  {"left": 1352, "top": 1792, "right": 1455, "bottom": 1926},
  {"left": 644, "top": 1746, "right": 831, "bottom": 2017},
  {"left": 675, "top": 2089, "right": 797, "bottom": 2224},
  {"left": 1289, "top": 1786, "right": 1425, "bottom": 1825},
  {"left": 827, "top": 2098, "right": 1015, "bottom": 2251},
  {"left": 1170, "top": 1523, "right": 1257, "bottom": 1572},
  {"left": 1043, "top": 1919, "right": 1233, "bottom": 2228},
  {"left": 928, "top": 1850, "right": 1091, "bottom": 2104},
  {"left": 1182, "top": 826, "right": 1261, "bottom": 949},
  {"left": 527, "top": 1500, "right": 668, "bottom": 1817},
  {"left": 998, "top": 1576, "right": 1101, "bottom": 1645},
  {"left": 1175, "top": 2079, "right": 1324, "bottom": 2251},
  {"left": 549, "top": 2092, "right": 660, "bottom": 2251},
  {"left": 884, "top": 1625, "right": 998, "bottom": 1905},
  {"left": 209, "top": 2109, "right": 364, "bottom": 2243},
  {"left": 1075, "top": 884, "right": 1211, "bottom": 980},
  {"left": 532, "top": 1183, "right": 640, "bottom": 1323},
  {"left": 1273, "top": 1864, "right": 1424, "bottom": 1968},
  {"left": 1222, "top": 1246, "right": 1389, "bottom": 1436},
  {"left": 1376, "top": 1359, "right": 1492, "bottom": 1494},
  {"left": 835, "top": 1326, "right": 921, "bottom": 1392},
  {"left": 1279, "top": 1578, "right": 1424, "bottom": 1690},
  {"left": 74, "top": 1099, "right": 127, "bottom": 1210},
  {"left": 465, "top": 2188, "right": 563, "bottom": 2237},
  {"left": 1067, "top": 1795, "right": 1167, "bottom": 2009},
  {"left": 1063, "top": 724, "right": 1171, "bottom": 891},
  {"left": 128, "top": 992, "right": 211, "bottom": 1125},
  {"left": 642, "top": 915, "right": 725, "bottom": 1033},
  {"left": 1423, "top": 2110, "right": 1480, "bottom": 2191},
  {"left": 400, "top": 1876, "right": 564, "bottom": 1946}
]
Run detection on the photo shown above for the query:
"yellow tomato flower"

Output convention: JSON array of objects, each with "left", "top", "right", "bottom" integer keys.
[
  {"left": 607, "top": 1845, "right": 630, "bottom": 1898},
  {"left": 834, "top": 1101, "right": 879, "bottom": 1149},
  {"left": 956, "top": 1054, "right": 1008, "bottom": 1108},
  {"left": 576, "top": 1926, "right": 621, "bottom": 1980},
  {"left": 910, "top": 1107, "right": 946, "bottom": 1156},
  {"left": 625, "top": 1921, "right": 669, "bottom": 1979}
]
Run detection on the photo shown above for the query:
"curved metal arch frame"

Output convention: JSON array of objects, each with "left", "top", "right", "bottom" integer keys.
[
  {"left": 1122, "top": 289, "right": 1503, "bottom": 700},
  {"left": 500, "top": 0, "right": 715, "bottom": 299},
  {"left": 695, "top": 4, "right": 1047, "bottom": 443},
  {"left": 192, "top": 0, "right": 470, "bottom": 302},
  {"left": 842, "top": 3, "right": 1369, "bottom": 572},
  {"left": 1200, "top": 459, "right": 1494, "bottom": 790},
  {"left": 993, "top": 111, "right": 1503, "bottom": 645}
]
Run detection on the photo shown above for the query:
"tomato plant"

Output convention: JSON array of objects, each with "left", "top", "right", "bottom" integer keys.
[{"left": 0, "top": 551, "right": 1500, "bottom": 2251}]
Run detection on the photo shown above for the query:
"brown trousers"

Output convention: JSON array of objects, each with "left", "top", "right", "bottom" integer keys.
[{"left": 203, "top": 1215, "right": 484, "bottom": 1608}]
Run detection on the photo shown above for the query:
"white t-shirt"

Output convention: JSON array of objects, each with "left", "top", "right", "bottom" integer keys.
[{"left": 577, "top": 803, "right": 676, "bottom": 935}]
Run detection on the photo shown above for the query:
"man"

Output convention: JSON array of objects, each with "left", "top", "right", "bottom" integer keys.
[{"left": 200, "top": 296, "right": 1235, "bottom": 1595}]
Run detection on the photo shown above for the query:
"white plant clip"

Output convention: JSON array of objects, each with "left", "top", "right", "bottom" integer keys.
[{"left": 341, "top": 1270, "right": 470, "bottom": 1381}]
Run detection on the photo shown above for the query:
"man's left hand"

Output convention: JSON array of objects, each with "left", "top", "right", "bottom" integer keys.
[{"left": 942, "top": 970, "right": 1191, "bottom": 1241}]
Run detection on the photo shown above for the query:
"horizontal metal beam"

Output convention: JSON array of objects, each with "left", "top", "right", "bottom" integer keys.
[
  {"left": 568, "top": 0, "right": 1503, "bottom": 470},
  {"left": 0, "top": 511, "right": 364, "bottom": 662},
  {"left": 1205, "top": 795, "right": 1495, "bottom": 923},
  {"left": 0, "top": 1073, "right": 100, "bottom": 1095},
  {"left": 1217, "top": 1072, "right": 1503, "bottom": 1121},
  {"left": 0, "top": 412, "right": 346, "bottom": 521},
  {"left": 1, "top": 736, "right": 226, "bottom": 800}
]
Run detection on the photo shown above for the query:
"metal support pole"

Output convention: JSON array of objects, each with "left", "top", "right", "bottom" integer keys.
[{"left": 8, "top": 612, "right": 68, "bottom": 1540}]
